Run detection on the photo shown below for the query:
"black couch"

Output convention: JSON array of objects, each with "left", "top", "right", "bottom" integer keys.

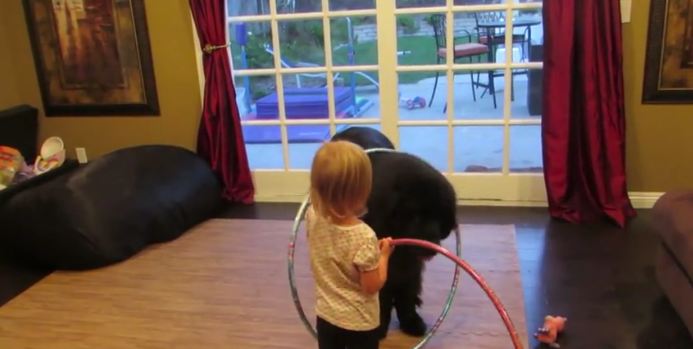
[
  {"left": 0, "top": 104, "right": 78, "bottom": 205},
  {"left": 0, "top": 105, "right": 223, "bottom": 270},
  {"left": 0, "top": 104, "right": 38, "bottom": 160}
]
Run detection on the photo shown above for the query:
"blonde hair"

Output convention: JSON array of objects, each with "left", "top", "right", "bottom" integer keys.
[{"left": 310, "top": 141, "right": 372, "bottom": 221}]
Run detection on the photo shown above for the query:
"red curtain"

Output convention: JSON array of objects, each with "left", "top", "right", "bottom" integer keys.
[
  {"left": 542, "top": 0, "right": 635, "bottom": 227},
  {"left": 189, "top": 0, "right": 254, "bottom": 203}
]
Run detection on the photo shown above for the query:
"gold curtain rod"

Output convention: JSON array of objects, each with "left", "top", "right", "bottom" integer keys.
[{"left": 203, "top": 43, "right": 231, "bottom": 54}]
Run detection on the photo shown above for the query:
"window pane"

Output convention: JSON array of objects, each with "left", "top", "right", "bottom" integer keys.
[
  {"left": 454, "top": 126, "right": 503, "bottom": 172},
  {"left": 452, "top": 69, "right": 544, "bottom": 119},
  {"left": 334, "top": 72, "right": 380, "bottom": 119},
  {"left": 453, "top": 69, "right": 504, "bottom": 120},
  {"left": 234, "top": 75, "right": 277, "bottom": 121},
  {"left": 274, "top": 72, "right": 380, "bottom": 119},
  {"left": 399, "top": 126, "right": 448, "bottom": 172},
  {"left": 524, "top": 68, "right": 543, "bottom": 118},
  {"left": 242, "top": 125, "right": 285, "bottom": 169},
  {"left": 451, "top": 12, "right": 491, "bottom": 66},
  {"left": 513, "top": 9, "right": 543, "bottom": 63},
  {"left": 230, "top": 22, "right": 274, "bottom": 70},
  {"left": 331, "top": 17, "right": 378, "bottom": 66},
  {"left": 288, "top": 125, "right": 330, "bottom": 169},
  {"left": 397, "top": 0, "right": 445, "bottom": 8},
  {"left": 509, "top": 125, "right": 542, "bottom": 172},
  {"left": 396, "top": 14, "right": 438, "bottom": 66},
  {"left": 281, "top": 73, "right": 327, "bottom": 119},
  {"left": 228, "top": 0, "right": 269, "bottom": 16},
  {"left": 281, "top": 74, "right": 332, "bottom": 120},
  {"left": 398, "top": 71, "right": 446, "bottom": 121},
  {"left": 454, "top": 0, "right": 509, "bottom": 4},
  {"left": 330, "top": 0, "right": 375, "bottom": 11},
  {"left": 335, "top": 124, "right": 382, "bottom": 136},
  {"left": 278, "top": 19, "right": 325, "bottom": 67},
  {"left": 498, "top": 67, "right": 544, "bottom": 119},
  {"left": 276, "top": 0, "right": 320, "bottom": 14},
  {"left": 457, "top": 8, "right": 543, "bottom": 64}
]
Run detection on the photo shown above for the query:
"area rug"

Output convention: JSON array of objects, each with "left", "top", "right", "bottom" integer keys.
[{"left": 0, "top": 219, "right": 528, "bottom": 348}]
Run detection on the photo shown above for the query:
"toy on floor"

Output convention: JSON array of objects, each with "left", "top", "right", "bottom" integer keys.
[
  {"left": 399, "top": 96, "right": 427, "bottom": 110},
  {"left": 534, "top": 315, "right": 567, "bottom": 348}
]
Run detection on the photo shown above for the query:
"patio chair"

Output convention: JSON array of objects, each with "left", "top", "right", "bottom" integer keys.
[
  {"left": 429, "top": 14, "right": 490, "bottom": 112},
  {"left": 472, "top": 11, "right": 529, "bottom": 108},
  {"left": 473, "top": 11, "right": 529, "bottom": 62}
]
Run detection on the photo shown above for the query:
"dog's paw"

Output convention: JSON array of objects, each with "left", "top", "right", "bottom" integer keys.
[{"left": 399, "top": 313, "right": 427, "bottom": 337}]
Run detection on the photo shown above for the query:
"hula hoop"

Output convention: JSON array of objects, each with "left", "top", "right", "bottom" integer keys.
[
  {"left": 391, "top": 238, "right": 524, "bottom": 349},
  {"left": 287, "top": 147, "right": 463, "bottom": 349}
]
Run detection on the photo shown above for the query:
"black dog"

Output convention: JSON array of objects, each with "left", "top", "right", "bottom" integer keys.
[{"left": 332, "top": 127, "right": 457, "bottom": 338}]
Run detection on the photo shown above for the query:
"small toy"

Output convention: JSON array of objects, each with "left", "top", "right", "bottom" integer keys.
[
  {"left": 399, "top": 96, "right": 427, "bottom": 110},
  {"left": 406, "top": 96, "right": 426, "bottom": 110},
  {"left": 534, "top": 315, "right": 567, "bottom": 348},
  {"left": 34, "top": 136, "right": 66, "bottom": 175},
  {"left": 0, "top": 146, "right": 24, "bottom": 188}
]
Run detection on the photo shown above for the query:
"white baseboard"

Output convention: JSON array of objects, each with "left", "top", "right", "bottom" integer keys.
[
  {"left": 457, "top": 192, "right": 663, "bottom": 209},
  {"left": 628, "top": 192, "right": 664, "bottom": 209},
  {"left": 254, "top": 192, "right": 663, "bottom": 209},
  {"left": 254, "top": 193, "right": 306, "bottom": 203},
  {"left": 456, "top": 199, "right": 547, "bottom": 207}
]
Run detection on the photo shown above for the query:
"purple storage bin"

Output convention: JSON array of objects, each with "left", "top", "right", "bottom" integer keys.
[{"left": 255, "top": 87, "right": 354, "bottom": 119}]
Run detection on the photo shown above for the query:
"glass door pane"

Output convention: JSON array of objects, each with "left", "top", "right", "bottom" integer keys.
[{"left": 228, "top": 0, "right": 546, "bottom": 202}]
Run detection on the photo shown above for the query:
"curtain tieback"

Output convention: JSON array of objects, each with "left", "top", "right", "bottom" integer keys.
[{"left": 202, "top": 43, "right": 230, "bottom": 54}]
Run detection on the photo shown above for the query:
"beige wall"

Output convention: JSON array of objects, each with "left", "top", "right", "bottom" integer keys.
[
  {"left": 0, "top": 7, "right": 21, "bottom": 110},
  {"left": 0, "top": 0, "right": 690, "bottom": 192},
  {"left": 0, "top": 0, "right": 202, "bottom": 159},
  {"left": 624, "top": 1, "right": 693, "bottom": 192}
]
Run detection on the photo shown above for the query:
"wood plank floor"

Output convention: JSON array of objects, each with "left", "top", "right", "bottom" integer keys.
[
  {"left": 2, "top": 205, "right": 692, "bottom": 348},
  {"left": 218, "top": 204, "right": 693, "bottom": 349},
  {"left": 0, "top": 219, "right": 527, "bottom": 348}
]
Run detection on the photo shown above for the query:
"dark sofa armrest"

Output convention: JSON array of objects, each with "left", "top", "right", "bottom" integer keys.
[
  {"left": 652, "top": 190, "right": 693, "bottom": 280},
  {"left": 0, "top": 105, "right": 39, "bottom": 161}
]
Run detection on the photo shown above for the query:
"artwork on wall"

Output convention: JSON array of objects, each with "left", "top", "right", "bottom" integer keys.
[
  {"left": 23, "top": 0, "right": 159, "bottom": 116},
  {"left": 643, "top": 0, "right": 693, "bottom": 103}
]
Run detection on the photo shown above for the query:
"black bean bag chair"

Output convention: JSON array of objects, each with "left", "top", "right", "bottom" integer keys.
[{"left": 0, "top": 145, "right": 222, "bottom": 270}]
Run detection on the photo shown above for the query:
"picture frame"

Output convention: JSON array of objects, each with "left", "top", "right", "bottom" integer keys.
[
  {"left": 23, "top": 0, "right": 159, "bottom": 116},
  {"left": 643, "top": 0, "right": 693, "bottom": 103}
]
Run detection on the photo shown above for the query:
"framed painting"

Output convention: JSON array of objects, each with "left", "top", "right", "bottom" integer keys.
[
  {"left": 23, "top": 0, "right": 159, "bottom": 116},
  {"left": 643, "top": 0, "right": 693, "bottom": 103}
]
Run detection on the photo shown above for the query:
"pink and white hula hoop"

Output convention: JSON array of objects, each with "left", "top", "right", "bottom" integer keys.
[{"left": 288, "top": 199, "right": 524, "bottom": 348}]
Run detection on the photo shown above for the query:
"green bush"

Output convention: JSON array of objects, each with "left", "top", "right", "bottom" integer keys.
[
  {"left": 250, "top": 77, "right": 274, "bottom": 100},
  {"left": 397, "top": 0, "right": 444, "bottom": 8},
  {"left": 244, "top": 34, "right": 274, "bottom": 68},
  {"left": 331, "top": 16, "right": 371, "bottom": 45},
  {"left": 397, "top": 15, "right": 420, "bottom": 34}
]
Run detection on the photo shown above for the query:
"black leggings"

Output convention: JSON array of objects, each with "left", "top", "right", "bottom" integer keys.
[{"left": 316, "top": 317, "right": 379, "bottom": 349}]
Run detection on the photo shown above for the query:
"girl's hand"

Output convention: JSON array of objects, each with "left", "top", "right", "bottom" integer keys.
[{"left": 378, "top": 237, "right": 394, "bottom": 257}]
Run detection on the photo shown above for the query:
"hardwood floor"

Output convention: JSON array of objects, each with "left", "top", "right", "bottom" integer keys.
[
  {"left": 217, "top": 204, "right": 693, "bottom": 349},
  {"left": 1, "top": 204, "right": 691, "bottom": 348},
  {"left": 0, "top": 220, "right": 528, "bottom": 349}
]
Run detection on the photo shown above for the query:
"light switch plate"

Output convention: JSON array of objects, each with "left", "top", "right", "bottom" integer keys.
[{"left": 75, "top": 147, "right": 88, "bottom": 164}]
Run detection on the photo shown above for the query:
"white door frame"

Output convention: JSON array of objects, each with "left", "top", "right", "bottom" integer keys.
[{"left": 228, "top": 0, "right": 545, "bottom": 204}]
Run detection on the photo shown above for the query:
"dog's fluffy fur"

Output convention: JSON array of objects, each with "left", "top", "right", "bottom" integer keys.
[{"left": 331, "top": 127, "right": 457, "bottom": 338}]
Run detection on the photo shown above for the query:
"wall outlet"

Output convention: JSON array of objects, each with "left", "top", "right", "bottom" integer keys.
[{"left": 75, "top": 147, "right": 88, "bottom": 164}]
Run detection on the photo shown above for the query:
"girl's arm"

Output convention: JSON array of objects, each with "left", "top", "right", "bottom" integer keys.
[{"left": 359, "top": 238, "right": 393, "bottom": 295}]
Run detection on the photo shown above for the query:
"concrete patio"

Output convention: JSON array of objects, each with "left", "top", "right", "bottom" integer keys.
[{"left": 241, "top": 71, "right": 543, "bottom": 172}]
